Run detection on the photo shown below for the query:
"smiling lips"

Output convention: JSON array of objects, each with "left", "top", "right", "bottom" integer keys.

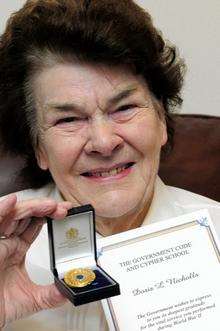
[{"left": 81, "top": 162, "right": 134, "bottom": 178}]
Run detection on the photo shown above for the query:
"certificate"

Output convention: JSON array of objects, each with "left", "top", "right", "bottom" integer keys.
[{"left": 97, "top": 209, "right": 220, "bottom": 331}]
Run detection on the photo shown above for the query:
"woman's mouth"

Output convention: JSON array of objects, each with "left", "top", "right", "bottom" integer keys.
[{"left": 81, "top": 162, "right": 135, "bottom": 179}]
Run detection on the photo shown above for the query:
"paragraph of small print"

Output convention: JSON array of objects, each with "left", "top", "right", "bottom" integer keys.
[{"left": 137, "top": 294, "right": 215, "bottom": 330}]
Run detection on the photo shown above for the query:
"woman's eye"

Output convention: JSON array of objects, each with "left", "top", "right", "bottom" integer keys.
[
  {"left": 110, "top": 104, "right": 139, "bottom": 122},
  {"left": 110, "top": 104, "right": 137, "bottom": 121},
  {"left": 55, "top": 117, "right": 81, "bottom": 125},
  {"left": 116, "top": 104, "right": 136, "bottom": 112}
]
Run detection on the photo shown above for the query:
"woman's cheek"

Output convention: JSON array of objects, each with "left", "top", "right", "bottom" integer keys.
[{"left": 132, "top": 119, "right": 157, "bottom": 153}]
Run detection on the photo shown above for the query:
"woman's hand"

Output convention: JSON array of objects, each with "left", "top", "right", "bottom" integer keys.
[{"left": 0, "top": 194, "right": 72, "bottom": 328}]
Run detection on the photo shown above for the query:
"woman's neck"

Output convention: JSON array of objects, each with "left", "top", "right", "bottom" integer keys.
[{"left": 96, "top": 196, "right": 152, "bottom": 237}]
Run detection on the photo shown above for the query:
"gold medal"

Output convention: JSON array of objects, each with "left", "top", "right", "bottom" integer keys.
[{"left": 64, "top": 268, "right": 96, "bottom": 287}]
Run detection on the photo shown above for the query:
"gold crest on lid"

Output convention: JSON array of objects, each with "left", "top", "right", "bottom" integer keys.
[
  {"left": 64, "top": 268, "right": 96, "bottom": 287},
  {"left": 66, "top": 227, "right": 79, "bottom": 240}
]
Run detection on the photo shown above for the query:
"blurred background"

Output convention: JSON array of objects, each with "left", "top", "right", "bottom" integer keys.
[{"left": 1, "top": 0, "right": 220, "bottom": 116}]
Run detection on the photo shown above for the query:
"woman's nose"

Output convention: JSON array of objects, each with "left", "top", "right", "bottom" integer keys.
[{"left": 84, "top": 119, "right": 124, "bottom": 156}]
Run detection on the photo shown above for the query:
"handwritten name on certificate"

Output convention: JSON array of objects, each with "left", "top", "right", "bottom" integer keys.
[{"left": 98, "top": 210, "right": 220, "bottom": 331}]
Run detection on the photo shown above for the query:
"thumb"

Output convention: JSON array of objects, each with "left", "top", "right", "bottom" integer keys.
[{"left": 36, "top": 283, "right": 67, "bottom": 310}]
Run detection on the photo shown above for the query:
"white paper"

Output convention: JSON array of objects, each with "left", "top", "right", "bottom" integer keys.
[{"left": 98, "top": 210, "right": 220, "bottom": 331}]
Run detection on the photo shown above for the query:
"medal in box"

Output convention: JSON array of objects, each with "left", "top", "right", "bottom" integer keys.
[{"left": 47, "top": 204, "right": 120, "bottom": 306}]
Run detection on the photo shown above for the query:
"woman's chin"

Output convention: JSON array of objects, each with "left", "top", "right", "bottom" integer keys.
[{"left": 92, "top": 192, "right": 143, "bottom": 220}]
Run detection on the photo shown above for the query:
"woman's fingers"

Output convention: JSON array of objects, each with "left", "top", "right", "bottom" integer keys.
[
  {"left": 47, "top": 201, "right": 73, "bottom": 219},
  {"left": 14, "top": 218, "right": 31, "bottom": 236},
  {"left": 20, "top": 202, "right": 73, "bottom": 245},
  {"left": 7, "top": 198, "right": 60, "bottom": 221},
  {"left": 6, "top": 199, "right": 73, "bottom": 221},
  {"left": 0, "top": 236, "right": 22, "bottom": 268},
  {"left": 35, "top": 283, "right": 67, "bottom": 310},
  {"left": 0, "top": 197, "right": 73, "bottom": 242},
  {"left": 20, "top": 220, "right": 44, "bottom": 245},
  {"left": 0, "top": 198, "right": 56, "bottom": 236},
  {"left": 0, "top": 195, "right": 18, "bottom": 237},
  {"left": 0, "top": 195, "right": 17, "bottom": 225},
  {"left": 3, "top": 220, "right": 19, "bottom": 237},
  {"left": 17, "top": 201, "right": 73, "bottom": 245},
  {"left": 0, "top": 199, "right": 72, "bottom": 236}
]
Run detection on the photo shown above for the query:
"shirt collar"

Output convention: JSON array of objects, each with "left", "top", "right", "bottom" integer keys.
[{"left": 142, "top": 176, "right": 185, "bottom": 226}]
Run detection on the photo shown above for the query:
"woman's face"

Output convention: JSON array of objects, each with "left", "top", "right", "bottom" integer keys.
[{"left": 33, "top": 61, "right": 167, "bottom": 219}]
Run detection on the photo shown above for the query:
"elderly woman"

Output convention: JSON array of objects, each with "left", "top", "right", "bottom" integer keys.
[{"left": 0, "top": 1, "right": 219, "bottom": 330}]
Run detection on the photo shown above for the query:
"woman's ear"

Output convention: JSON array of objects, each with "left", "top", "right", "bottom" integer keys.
[
  {"left": 35, "top": 145, "right": 49, "bottom": 170},
  {"left": 152, "top": 97, "right": 168, "bottom": 147},
  {"left": 160, "top": 117, "right": 168, "bottom": 147}
]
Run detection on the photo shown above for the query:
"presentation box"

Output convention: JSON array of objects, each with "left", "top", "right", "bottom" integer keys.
[{"left": 47, "top": 204, "right": 120, "bottom": 306}]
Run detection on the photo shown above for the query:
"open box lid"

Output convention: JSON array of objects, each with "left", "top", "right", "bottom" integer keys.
[{"left": 47, "top": 205, "right": 97, "bottom": 277}]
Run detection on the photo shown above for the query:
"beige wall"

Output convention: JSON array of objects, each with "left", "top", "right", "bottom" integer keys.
[
  {"left": 137, "top": 0, "right": 220, "bottom": 116},
  {"left": 0, "top": 1, "right": 24, "bottom": 31},
  {"left": 1, "top": 0, "right": 220, "bottom": 116}
]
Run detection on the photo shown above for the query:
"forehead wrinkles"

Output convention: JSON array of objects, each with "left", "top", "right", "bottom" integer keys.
[
  {"left": 34, "top": 64, "right": 115, "bottom": 104},
  {"left": 78, "top": 65, "right": 128, "bottom": 111},
  {"left": 33, "top": 62, "right": 147, "bottom": 118},
  {"left": 79, "top": 63, "right": 141, "bottom": 110}
]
